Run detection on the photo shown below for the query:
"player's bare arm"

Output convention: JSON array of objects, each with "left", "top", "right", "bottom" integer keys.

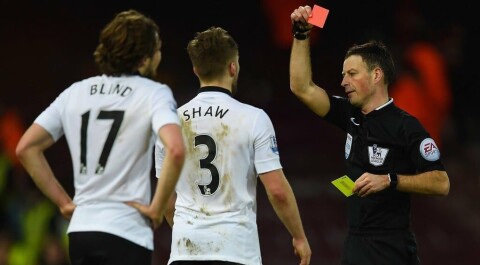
[
  {"left": 260, "top": 169, "right": 311, "bottom": 265},
  {"left": 164, "top": 192, "right": 176, "bottom": 228},
  {"left": 16, "top": 123, "right": 76, "bottom": 219},
  {"left": 127, "top": 124, "right": 184, "bottom": 229}
]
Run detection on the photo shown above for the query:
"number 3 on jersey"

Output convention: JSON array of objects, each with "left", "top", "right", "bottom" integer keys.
[
  {"left": 195, "top": 135, "right": 220, "bottom": 196},
  {"left": 80, "top": 110, "right": 124, "bottom": 174}
]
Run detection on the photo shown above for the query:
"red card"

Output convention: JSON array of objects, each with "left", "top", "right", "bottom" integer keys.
[{"left": 308, "top": 5, "right": 329, "bottom": 28}]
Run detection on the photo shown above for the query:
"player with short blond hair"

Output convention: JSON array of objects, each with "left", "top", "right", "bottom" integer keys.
[{"left": 150, "top": 26, "right": 311, "bottom": 265}]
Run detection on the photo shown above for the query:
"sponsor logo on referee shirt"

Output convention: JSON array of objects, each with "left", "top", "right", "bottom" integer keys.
[
  {"left": 345, "top": 133, "right": 352, "bottom": 159},
  {"left": 368, "top": 144, "right": 389, "bottom": 166},
  {"left": 419, "top": 138, "right": 440, "bottom": 161}
]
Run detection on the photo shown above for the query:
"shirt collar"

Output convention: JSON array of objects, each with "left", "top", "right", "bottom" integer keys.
[
  {"left": 365, "top": 98, "right": 394, "bottom": 117},
  {"left": 198, "top": 86, "right": 232, "bottom": 96},
  {"left": 375, "top": 98, "right": 394, "bottom": 111}
]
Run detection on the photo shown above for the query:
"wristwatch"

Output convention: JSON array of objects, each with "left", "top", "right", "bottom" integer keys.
[
  {"left": 293, "top": 32, "right": 310, "bottom": 40},
  {"left": 292, "top": 22, "right": 310, "bottom": 40},
  {"left": 389, "top": 173, "right": 398, "bottom": 190}
]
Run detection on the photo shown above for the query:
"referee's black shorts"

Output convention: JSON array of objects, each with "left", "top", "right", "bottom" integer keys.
[
  {"left": 341, "top": 229, "right": 420, "bottom": 265},
  {"left": 69, "top": 231, "right": 152, "bottom": 265}
]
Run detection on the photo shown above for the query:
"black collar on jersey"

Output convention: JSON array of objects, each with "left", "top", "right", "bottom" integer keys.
[{"left": 198, "top": 86, "right": 232, "bottom": 96}]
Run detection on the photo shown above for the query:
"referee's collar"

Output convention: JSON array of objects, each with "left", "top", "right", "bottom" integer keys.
[
  {"left": 198, "top": 86, "right": 232, "bottom": 96},
  {"left": 366, "top": 98, "right": 394, "bottom": 117},
  {"left": 375, "top": 98, "right": 394, "bottom": 111}
]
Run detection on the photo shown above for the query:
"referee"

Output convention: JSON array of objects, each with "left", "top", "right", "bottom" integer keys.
[{"left": 289, "top": 5, "right": 450, "bottom": 265}]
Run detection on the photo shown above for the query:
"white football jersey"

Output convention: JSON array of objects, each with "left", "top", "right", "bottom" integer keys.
[
  {"left": 34, "top": 74, "right": 180, "bottom": 250},
  {"left": 155, "top": 87, "right": 282, "bottom": 265}
]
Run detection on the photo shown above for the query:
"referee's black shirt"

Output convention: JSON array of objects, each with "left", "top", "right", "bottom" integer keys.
[{"left": 324, "top": 96, "right": 445, "bottom": 232}]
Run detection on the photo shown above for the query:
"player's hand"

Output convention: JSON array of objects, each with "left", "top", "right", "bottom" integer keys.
[
  {"left": 353, "top": 172, "right": 390, "bottom": 197},
  {"left": 292, "top": 237, "right": 311, "bottom": 265},
  {"left": 125, "top": 201, "right": 163, "bottom": 230},
  {"left": 291, "top": 5, "right": 314, "bottom": 32},
  {"left": 59, "top": 202, "right": 76, "bottom": 220}
]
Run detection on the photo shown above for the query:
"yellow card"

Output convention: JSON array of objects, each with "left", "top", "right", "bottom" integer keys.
[{"left": 331, "top": 175, "right": 355, "bottom": 197}]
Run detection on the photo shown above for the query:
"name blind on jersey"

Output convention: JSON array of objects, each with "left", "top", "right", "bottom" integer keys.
[
  {"left": 182, "top": 106, "right": 229, "bottom": 121},
  {"left": 90, "top": 83, "right": 133, "bottom": 97}
]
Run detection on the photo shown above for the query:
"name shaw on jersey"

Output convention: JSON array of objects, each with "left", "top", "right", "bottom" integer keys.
[
  {"left": 90, "top": 83, "right": 133, "bottom": 97},
  {"left": 182, "top": 106, "right": 229, "bottom": 121}
]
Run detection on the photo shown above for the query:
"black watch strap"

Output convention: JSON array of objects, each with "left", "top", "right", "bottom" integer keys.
[
  {"left": 292, "top": 22, "right": 310, "bottom": 40},
  {"left": 389, "top": 173, "right": 398, "bottom": 190},
  {"left": 293, "top": 32, "right": 310, "bottom": 40}
]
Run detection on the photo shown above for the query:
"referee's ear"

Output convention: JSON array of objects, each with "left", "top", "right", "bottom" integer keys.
[{"left": 372, "top": 67, "right": 384, "bottom": 85}]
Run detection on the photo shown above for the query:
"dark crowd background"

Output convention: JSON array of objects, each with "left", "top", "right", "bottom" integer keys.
[{"left": 1, "top": 0, "right": 479, "bottom": 265}]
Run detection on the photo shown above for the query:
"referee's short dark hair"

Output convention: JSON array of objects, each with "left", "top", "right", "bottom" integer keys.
[{"left": 345, "top": 40, "right": 396, "bottom": 86}]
